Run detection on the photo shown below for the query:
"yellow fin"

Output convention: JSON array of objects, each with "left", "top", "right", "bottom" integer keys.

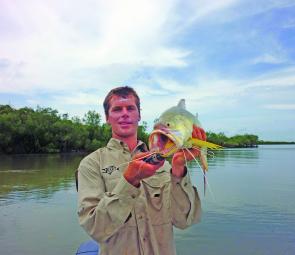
[{"left": 190, "top": 138, "right": 223, "bottom": 149}]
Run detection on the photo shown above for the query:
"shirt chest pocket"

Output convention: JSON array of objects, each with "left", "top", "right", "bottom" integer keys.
[
  {"left": 100, "top": 165, "right": 123, "bottom": 192},
  {"left": 142, "top": 172, "right": 171, "bottom": 211}
]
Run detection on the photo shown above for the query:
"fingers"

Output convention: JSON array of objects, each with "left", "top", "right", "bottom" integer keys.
[
  {"left": 132, "top": 151, "right": 152, "bottom": 160},
  {"left": 184, "top": 148, "right": 200, "bottom": 161},
  {"left": 172, "top": 151, "right": 185, "bottom": 166},
  {"left": 192, "top": 125, "right": 201, "bottom": 139},
  {"left": 125, "top": 153, "right": 164, "bottom": 185},
  {"left": 146, "top": 159, "right": 165, "bottom": 170},
  {"left": 173, "top": 148, "right": 200, "bottom": 164},
  {"left": 137, "top": 158, "right": 164, "bottom": 179},
  {"left": 178, "top": 148, "right": 200, "bottom": 159},
  {"left": 192, "top": 125, "right": 207, "bottom": 140},
  {"left": 199, "top": 128, "right": 207, "bottom": 140},
  {"left": 134, "top": 152, "right": 165, "bottom": 174}
]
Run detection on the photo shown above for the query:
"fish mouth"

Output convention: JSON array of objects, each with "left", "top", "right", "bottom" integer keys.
[{"left": 148, "top": 129, "right": 179, "bottom": 157}]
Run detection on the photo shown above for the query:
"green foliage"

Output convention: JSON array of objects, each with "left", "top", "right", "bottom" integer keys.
[
  {"left": 0, "top": 104, "right": 264, "bottom": 154},
  {"left": 206, "top": 131, "right": 259, "bottom": 148},
  {"left": 258, "top": 140, "right": 295, "bottom": 145},
  {"left": 138, "top": 121, "right": 149, "bottom": 145},
  {"left": 0, "top": 105, "right": 100, "bottom": 153},
  {"left": 83, "top": 110, "right": 101, "bottom": 126},
  {"left": 206, "top": 132, "right": 228, "bottom": 146},
  {"left": 0, "top": 105, "right": 145, "bottom": 154}
]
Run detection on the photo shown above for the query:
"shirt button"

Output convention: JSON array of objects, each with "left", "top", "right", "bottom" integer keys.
[
  {"left": 131, "top": 194, "right": 136, "bottom": 199},
  {"left": 106, "top": 192, "right": 113, "bottom": 197},
  {"left": 184, "top": 182, "right": 188, "bottom": 186}
]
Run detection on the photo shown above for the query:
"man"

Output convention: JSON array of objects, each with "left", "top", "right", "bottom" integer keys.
[{"left": 77, "top": 86, "right": 203, "bottom": 255}]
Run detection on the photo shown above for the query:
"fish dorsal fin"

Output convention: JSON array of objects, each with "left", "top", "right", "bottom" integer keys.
[{"left": 177, "top": 99, "right": 186, "bottom": 109}]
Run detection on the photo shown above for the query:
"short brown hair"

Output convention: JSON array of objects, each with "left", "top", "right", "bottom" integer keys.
[{"left": 103, "top": 86, "right": 141, "bottom": 118}]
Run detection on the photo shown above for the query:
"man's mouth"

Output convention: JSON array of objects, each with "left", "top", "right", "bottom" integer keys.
[{"left": 119, "top": 122, "right": 133, "bottom": 126}]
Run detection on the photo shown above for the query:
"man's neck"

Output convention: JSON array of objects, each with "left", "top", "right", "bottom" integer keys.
[{"left": 113, "top": 134, "right": 138, "bottom": 152}]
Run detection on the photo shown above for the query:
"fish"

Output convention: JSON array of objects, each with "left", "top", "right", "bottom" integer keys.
[
  {"left": 149, "top": 99, "right": 221, "bottom": 160},
  {"left": 148, "top": 99, "right": 222, "bottom": 194}
]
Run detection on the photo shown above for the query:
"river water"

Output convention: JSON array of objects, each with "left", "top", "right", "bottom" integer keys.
[{"left": 0, "top": 145, "right": 294, "bottom": 255}]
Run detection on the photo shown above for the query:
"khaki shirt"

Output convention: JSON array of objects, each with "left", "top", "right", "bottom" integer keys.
[{"left": 77, "top": 138, "right": 201, "bottom": 255}]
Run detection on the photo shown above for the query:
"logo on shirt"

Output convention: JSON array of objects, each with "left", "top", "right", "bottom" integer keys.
[{"left": 102, "top": 165, "right": 119, "bottom": 175}]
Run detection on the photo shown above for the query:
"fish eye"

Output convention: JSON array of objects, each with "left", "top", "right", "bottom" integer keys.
[{"left": 167, "top": 123, "right": 170, "bottom": 127}]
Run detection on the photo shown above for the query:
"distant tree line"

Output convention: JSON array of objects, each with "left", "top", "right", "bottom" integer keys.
[
  {"left": 0, "top": 105, "right": 148, "bottom": 154},
  {"left": 257, "top": 140, "right": 295, "bottom": 145},
  {"left": 206, "top": 132, "right": 259, "bottom": 148},
  {"left": 0, "top": 105, "right": 264, "bottom": 154}
]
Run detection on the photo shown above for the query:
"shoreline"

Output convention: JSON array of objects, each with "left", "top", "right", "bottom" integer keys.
[{"left": 1, "top": 143, "right": 295, "bottom": 155}]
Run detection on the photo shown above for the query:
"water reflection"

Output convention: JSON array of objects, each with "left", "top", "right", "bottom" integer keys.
[
  {"left": 0, "top": 146, "right": 275, "bottom": 203},
  {"left": 0, "top": 153, "right": 85, "bottom": 204},
  {"left": 1, "top": 146, "right": 295, "bottom": 255},
  {"left": 208, "top": 147, "right": 260, "bottom": 166}
]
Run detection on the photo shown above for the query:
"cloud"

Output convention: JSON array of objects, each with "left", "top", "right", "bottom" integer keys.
[
  {"left": 263, "top": 104, "right": 295, "bottom": 110},
  {"left": 0, "top": 0, "right": 194, "bottom": 94},
  {"left": 245, "top": 67, "right": 295, "bottom": 89},
  {"left": 1, "top": 0, "right": 293, "bottom": 95},
  {"left": 187, "top": 0, "right": 239, "bottom": 23},
  {"left": 1, "top": 0, "right": 295, "bottom": 140},
  {"left": 3, "top": 0, "right": 278, "bottom": 95},
  {"left": 137, "top": 65, "right": 295, "bottom": 126},
  {"left": 214, "top": 0, "right": 295, "bottom": 23},
  {"left": 251, "top": 54, "right": 287, "bottom": 65},
  {"left": 3, "top": 55, "right": 295, "bottom": 123},
  {"left": 52, "top": 93, "right": 102, "bottom": 106}
]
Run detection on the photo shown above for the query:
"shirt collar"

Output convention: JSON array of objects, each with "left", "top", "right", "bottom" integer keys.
[{"left": 107, "top": 138, "right": 148, "bottom": 154}]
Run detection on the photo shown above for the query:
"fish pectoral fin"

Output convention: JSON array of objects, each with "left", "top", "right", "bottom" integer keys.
[{"left": 190, "top": 138, "right": 223, "bottom": 149}]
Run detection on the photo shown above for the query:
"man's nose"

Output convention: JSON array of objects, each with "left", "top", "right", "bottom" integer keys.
[{"left": 121, "top": 107, "right": 129, "bottom": 116}]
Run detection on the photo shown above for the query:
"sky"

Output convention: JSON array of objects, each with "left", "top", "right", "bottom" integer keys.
[{"left": 0, "top": 0, "right": 295, "bottom": 141}]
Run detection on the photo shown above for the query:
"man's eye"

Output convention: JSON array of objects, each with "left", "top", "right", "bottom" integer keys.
[
  {"left": 127, "top": 106, "right": 136, "bottom": 111},
  {"left": 112, "top": 107, "right": 121, "bottom": 112}
]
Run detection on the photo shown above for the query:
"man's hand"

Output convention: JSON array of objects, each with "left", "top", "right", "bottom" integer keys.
[
  {"left": 124, "top": 152, "right": 165, "bottom": 187},
  {"left": 171, "top": 125, "right": 206, "bottom": 178},
  {"left": 192, "top": 124, "right": 207, "bottom": 141}
]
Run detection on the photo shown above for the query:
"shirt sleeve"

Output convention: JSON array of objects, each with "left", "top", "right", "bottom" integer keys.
[
  {"left": 77, "top": 154, "right": 140, "bottom": 242},
  {"left": 170, "top": 167, "right": 202, "bottom": 229}
]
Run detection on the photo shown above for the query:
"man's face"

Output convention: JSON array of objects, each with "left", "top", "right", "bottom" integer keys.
[{"left": 107, "top": 94, "right": 140, "bottom": 138}]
